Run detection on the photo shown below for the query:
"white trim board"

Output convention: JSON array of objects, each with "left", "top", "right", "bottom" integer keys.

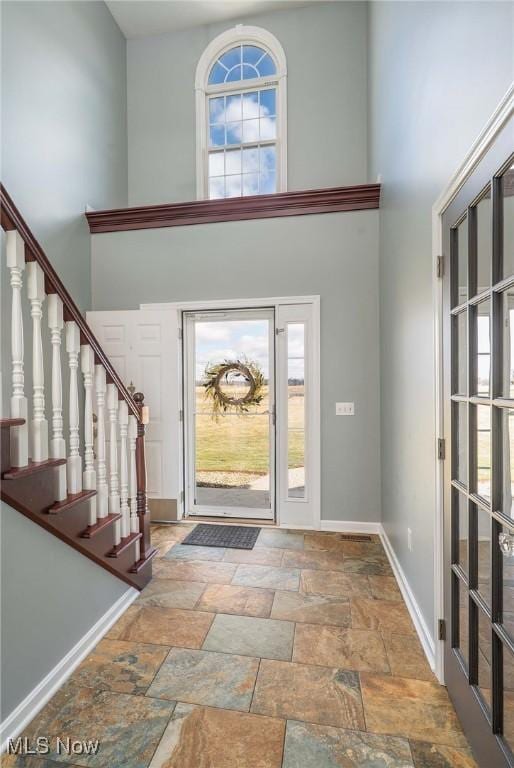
[
  {"left": 432, "top": 82, "right": 514, "bottom": 683},
  {"left": 141, "top": 296, "right": 321, "bottom": 531},
  {"left": 141, "top": 295, "right": 320, "bottom": 311},
  {"left": 0, "top": 588, "right": 138, "bottom": 753},
  {"left": 320, "top": 520, "right": 382, "bottom": 535},
  {"left": 379, "top": 525, "right": 436, "bottom": 671}
]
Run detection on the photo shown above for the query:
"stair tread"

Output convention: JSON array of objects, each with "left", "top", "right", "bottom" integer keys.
[
  {"left": 0, "top": 418, "right": 25, "bottom": 428},
  {"left": 130, "top": 547, "right": 158, "bottom": 573},
  {"left": 2, "top": 458, "right": 67, "bottom": 480},
  {"left": 47, "top": 489, "right": 97, "bottom": 515},
  {"left": 107, "top": 531, "right": 142, "bottom": 558},
  {"left": 80, "top": 512, "right": 122, "bottom": 539}
]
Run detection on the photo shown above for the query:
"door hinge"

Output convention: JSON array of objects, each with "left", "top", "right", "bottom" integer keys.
[
  {"left": 275, "top": 327, "right": 285, "bottom": 335},
  {"left": 438, "top": 618, "right": 446, "bottom": 641},
  {"left": 436, "top": 255, "right": 444, "bottom": 278},
  {"left": 437, "top": 437, "right": 446, "bottom": 460},
  {"left": 179, "top": 409, "right": 184, "bottom": 422},
  {"left": 178, "top": 327, "right": 183, "bottom": 340}
]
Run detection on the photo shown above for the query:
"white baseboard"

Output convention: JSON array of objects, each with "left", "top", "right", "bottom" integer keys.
[
  {"left": 278, "top": 524, "right": 316, "bottom": 531},
  {"left": 0, "top": 587, "right": 138, "bottom": 753},
  {"left": 319, "top": 520, "right": 382, "bottom": 534},
  {"left": 379, "top": 525, "right": 436, "bottom": 671}
]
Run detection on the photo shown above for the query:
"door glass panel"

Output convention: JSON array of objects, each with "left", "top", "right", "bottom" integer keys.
[
  {"left": 504, "top": 644, "right": 514, "bottom": 753},
  {"left": 478, "top": 606, "right": 492, "bottom": 712},
  {"left": 192, "top": 313, "right": 273, "bottom": 510},
  {"left": 476, "top": 300, "right": 491, "bottom": 397},
  {"left": 454, "top": 310, "right": 467, "bottom": 395},
  {"left": 477, "top": 405, "right": 491, "bottom": 501},
  {"left": 455, "top": 402, "right": 468, "bottom": 485},
  {"left": 475, "top": 187, "right": 492, "bottom": 294},
  {"left": 456, "top": 576, "right": 469, "bottom": 672},
  {"left": 477, "top": 506, "right": 491, "bottom": 609},
  {"left": 455, "top": 491, "right": 468, "bottom": 574},
  {"left": 287, "top": 323, "right": 305, "bottom": 498},
  {"left": 502, "top": 527, "right": 514, "bottom": 642},
  {"left": 502, "top": 164, "right": 514, "bottom": 280},
  {"left": 454, "top": 217, "right": 468, "bottom": 306},
  {"left": 502, "top": 288, "right": 514, "bottom": 398},
  {"left": 503, "top": 409, "right": 514, "bottom": 520}
]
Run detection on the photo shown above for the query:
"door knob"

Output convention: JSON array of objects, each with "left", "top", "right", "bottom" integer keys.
[{"left": 499, "top": 532, "right": 514, "bottom": 556}]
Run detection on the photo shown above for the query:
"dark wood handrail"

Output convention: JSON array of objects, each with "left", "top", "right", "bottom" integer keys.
[{"left": 0, "top": 183, "right": 140, "bottom": 419}]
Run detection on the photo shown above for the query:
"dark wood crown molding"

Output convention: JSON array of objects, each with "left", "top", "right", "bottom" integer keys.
[{"left": 85, "top": 184, "right": 381, "bottom": 234}]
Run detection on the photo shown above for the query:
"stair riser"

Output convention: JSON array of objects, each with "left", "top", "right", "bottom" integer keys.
[
  {"left": 110, "top": 540, "right": 141, "bottom": 576},
  {"left": 81, "top": 520, "right": 119, "bottom": 556},
  {"left": 1, "top": 429, "right": 10, "bottom": 474},
  {"left": 127, "top": 557, "right": 153, "bottom": 590},
  {"left": 49, "top": 500, "right": 91, "bottom": 538},
  {"left": 4, "top": 474, "right": 61, "bottom": 519}
]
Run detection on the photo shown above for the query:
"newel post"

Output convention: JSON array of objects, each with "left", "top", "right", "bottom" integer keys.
[{"left": 134, "top": 392, "right": 152, "bottom": 560}]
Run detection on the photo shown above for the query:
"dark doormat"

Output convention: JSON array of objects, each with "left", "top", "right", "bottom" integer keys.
[{"left": 182, "top": 524, "right": 261, "bottom": 549}]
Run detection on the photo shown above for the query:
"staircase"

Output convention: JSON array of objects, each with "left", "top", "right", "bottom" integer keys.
[{"left": 0, "top": 185, "right": 156, "bottom": 590}]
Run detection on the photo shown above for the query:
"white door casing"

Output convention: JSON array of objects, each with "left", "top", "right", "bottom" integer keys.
[
  {"left": 277, "top": 302, "right": 320, "bottom": 528},
  {"left": 142, "top": 296, "right": 321, "bottom": 529},
  {"left": 86, "top": 310, "right": 179, "bottom": 511}
]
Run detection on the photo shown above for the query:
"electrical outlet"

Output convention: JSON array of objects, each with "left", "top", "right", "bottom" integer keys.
[
  {"left": 336, "top": 402, "right": 355, "bottom": 416},
  {"left": 407, "top": 527, "right": 413, "bottom": 552}
]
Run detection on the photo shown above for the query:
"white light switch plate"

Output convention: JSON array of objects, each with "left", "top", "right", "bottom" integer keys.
[{"left": 336, "top": 402, "right": 354, "bottom": 416}]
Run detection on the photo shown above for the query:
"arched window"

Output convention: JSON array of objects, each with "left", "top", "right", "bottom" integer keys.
[{"left": 195, "top": 26, "right": 287, "bottom": 200}]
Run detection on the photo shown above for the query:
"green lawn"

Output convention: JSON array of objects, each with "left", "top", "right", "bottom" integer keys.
[{"left": 195, "top": 384, "right": 304, "bottom": 476}]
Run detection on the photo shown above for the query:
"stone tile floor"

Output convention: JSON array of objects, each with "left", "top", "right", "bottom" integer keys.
[{"left": 3, "top": 524, "right": 478, "bottom": 768}]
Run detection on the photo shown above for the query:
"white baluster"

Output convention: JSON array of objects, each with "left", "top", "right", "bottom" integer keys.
[
  {"left": 27, "top": 262, "right": 48, "bottom": 462},
  {"left": 7, "top": 230, "right": 28, "bottom": 467},
  {"left": 118, "top": 400, "right": 129, "bottom": 539},
  {"left": 66, "top": 321, "right": 82, "bottom": 493},
  {"left": 94, "top": 365, "right": 108, "bottom": 518},
  {"left": 81, "top": 345, "right": 97, "bottom": 525},
  {"left": 128, "top": 415, "right": 140, "bottom": 562},
  {"left": 47, "top": 294, "right": 66, "bottom": 500},
  {"left": 107, "top": 383, "right": 121, "bottom": 544}
]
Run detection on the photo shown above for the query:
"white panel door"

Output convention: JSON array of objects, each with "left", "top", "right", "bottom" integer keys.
[{"left": 86, "top": 309, "right": 179, "bottom": 506}]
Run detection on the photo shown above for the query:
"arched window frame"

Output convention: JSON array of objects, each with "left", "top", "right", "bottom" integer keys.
[{"left": 195, "top": 25, "right": 287, "bottom": 200}]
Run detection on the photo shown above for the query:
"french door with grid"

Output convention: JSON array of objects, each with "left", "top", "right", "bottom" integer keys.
[{"left": 443, "top": 116, "right": 514, "bottom": 766}]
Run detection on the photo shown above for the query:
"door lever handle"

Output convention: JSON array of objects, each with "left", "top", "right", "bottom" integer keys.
[{"left": 499, "top": 531, "right": 514, "bottom": 556}]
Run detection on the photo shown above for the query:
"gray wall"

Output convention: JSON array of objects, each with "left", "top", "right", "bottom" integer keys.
[
  {"left": 0, "top": 1, "right": 130, "bottom": 723},
  {"left": 1, "top": 0, "right": 128, "bottom": 310},
  {"left": 0, "top": 501, "right": 128, "bottom": 720},
  {"left": 127, "top": 1, "right": 369, "bottom": 205},
  {"left": 368, "top": 1, "right": 514, "bottom": 635},
  {"left": 91, "top": 210, "right": 381, "bottom": 523},
  {"left": 1, "top": 0, "right": 128, "bottom": 412}
]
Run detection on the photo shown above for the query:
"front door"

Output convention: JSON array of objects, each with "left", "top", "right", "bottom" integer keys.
[
  {"left": 184, "top": 308, "right": 275, "bottom": 520},
  {"left": 442, "top": 116, "right": 514, "bottom": 765}
]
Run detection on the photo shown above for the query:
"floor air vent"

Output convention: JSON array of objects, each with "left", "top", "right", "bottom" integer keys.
[{"left": 336, "top": 534, "right": 373, "bottom": 542}]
